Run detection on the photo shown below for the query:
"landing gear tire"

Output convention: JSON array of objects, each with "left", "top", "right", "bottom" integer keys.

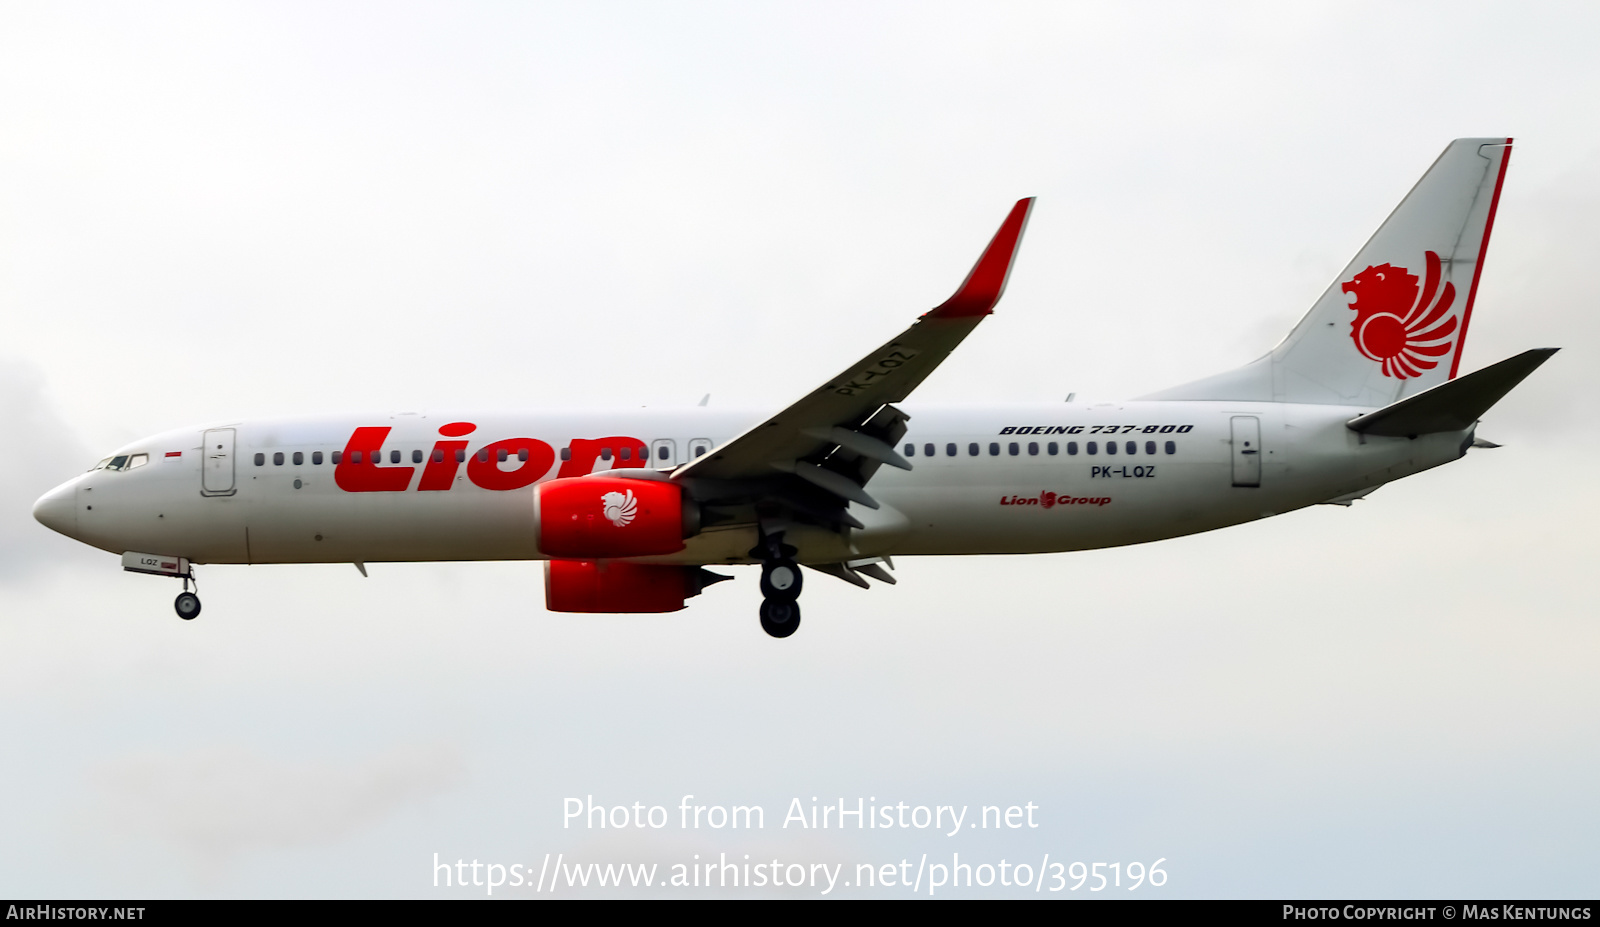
[
  {"left": 174, "top": 592, "right": 201, "bottom": 620},
  {"left": 759, "top": 559, "right": 803, "bottom": 600},
  {"left": 759, "top": 598, "right": 801, "bottom": 638}
]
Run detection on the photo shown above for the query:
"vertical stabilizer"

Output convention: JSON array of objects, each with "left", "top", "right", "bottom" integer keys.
[{"left": 1143, "top": 138, "right": 1512, "bottom": 406}]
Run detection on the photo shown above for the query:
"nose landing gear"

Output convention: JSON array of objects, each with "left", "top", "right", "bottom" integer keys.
[
  {"left": 121, "top": 551, "right": 203, "bottom": 621},
  {"left": 174, "top": 569, "right": 201, "bottom": 620}
]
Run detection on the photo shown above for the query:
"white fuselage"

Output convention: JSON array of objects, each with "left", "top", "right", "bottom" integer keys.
[{"left": 35, "top": 401, "right": 1471, "bottom": 568}]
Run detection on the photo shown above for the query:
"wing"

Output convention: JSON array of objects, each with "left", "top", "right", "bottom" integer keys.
[{"left": 673, "top": 198, "right": 1034, "bottom": 524}]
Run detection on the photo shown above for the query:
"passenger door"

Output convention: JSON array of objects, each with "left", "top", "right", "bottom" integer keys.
[
  {"left": 1230, "top": 416, "right": 1261, "bottom": 488},
  {"left": 201, "top": 428, "right": 237, "bottom": 496}
]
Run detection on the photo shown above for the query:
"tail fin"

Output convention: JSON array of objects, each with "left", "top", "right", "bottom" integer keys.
[{"left": 1144, "top": 138, "right": 1513, "bottom": 406}]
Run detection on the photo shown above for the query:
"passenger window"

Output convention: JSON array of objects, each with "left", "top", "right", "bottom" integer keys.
[
  {"left": 332, "top": 451, "right": 342, "bottom": 464},
  {"left": 350, "top": 451, "right": 362, "bottom": 465},
  {"left": 946, "top": 443, "right": 957, "bottom": 457},
  {"left": 518, "top": 448, "right": 529, "bottom": 462},
  {"left": 313, "top": 451, "right": 324, "bottom": 465},
  {"left": 620, "top": 447, "right": 631, "bottom": 461},
  {"left": 1145, "top": 441, "right": 1156, "bottom": 455},
  {"left": 968, "top": 443, "right": 979, "bottom": 456},
  {"left": 904, "top": 444, "right": 915, "bottom": 457},
  {"left": 412, "top": 449, "right": 423, "bottom": 464},
  {"left": 1126, "top": 441, "right": 1136, "bottom": 455},
  {"left": 431, "top": 449, "right": 443, "bottom": 463},
  {"left": 1106, "top": 442, "right": 1117, "bottom": 455},
  {"left": 390, "top": 450, "right": 401, "bottom": 464},
  {"left": 455, "top": 449, "right": 466, "bottom": 463},
  {"left": 657, "top": 445, "right": 670, "bottom": 460},
  {"left": 1067, "top": 442, "right": 1078, "bottom": 455},
  {"left": 273, "top": 452, "right": 285, "bottom": 465},
  {"left": 601, "top": 448, "right": 613, "bottom": 461},
  {"left": 694, "top": 445, "right": 707, "bottom": 457},
  {"left": 292, "top": 451, "right": 304, "bottom": 466},
  {"left": 1165, "top": 441, "right": 1176, "bottom": 455},
  {"left": 689, "top": 438, "right": 713, "bottom": 459},
  {"left": 497, "top": 448, "right": 508, "bottom": 462},
  {"left": 1048, "top": 442, "right": 1058, "bottom": 455},
  {"left": 560, "top": 447, "right": 572, "bottom": 461},
  {"left": 989, "top": 443, "right": 1000, "bottom": 456},
  {"left": 477, "top": 449, "right": 489, "bottom": 463},
  {"left": 1027, "top": 442, "right": 1038, "bottom": 456},
  {"left": 923, "top": 443, "right": 934, "bottom": 457},
  {"left": 254, "top": 453, "right": 265, "bottom": 466},
  {"left": 1008, "top": 442, "right": 1019, "bottom": 456},
  {"left": 1087, "top": 442, "right": 1098, "bottom": 455}
]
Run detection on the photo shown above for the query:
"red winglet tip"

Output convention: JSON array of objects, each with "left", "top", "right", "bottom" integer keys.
[{"left": 924, "top": 197, "right": 1035, "bottom": 319}]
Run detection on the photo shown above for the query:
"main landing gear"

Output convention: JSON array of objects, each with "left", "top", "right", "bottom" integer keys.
[
  {"left": 755, "top": 532, "right": 803, "bottom": 639},
  {"left": 759, "top": 598, "right": 799, "bottom": 638}
]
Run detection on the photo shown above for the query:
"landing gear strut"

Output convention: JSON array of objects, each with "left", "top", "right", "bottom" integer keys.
[
  {"left": 174, "top": 570, "right": 201, "bottom": 620},
  {"left": 754, "top": 530, "right": 802, "bottom": 639}
]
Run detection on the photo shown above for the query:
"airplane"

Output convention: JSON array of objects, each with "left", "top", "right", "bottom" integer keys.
[{"left": 32, "top": 137, "right": 1556, "bottom": 639}]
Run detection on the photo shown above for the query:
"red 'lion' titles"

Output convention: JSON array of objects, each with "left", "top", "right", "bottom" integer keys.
[{"left": 336, "top": 424, "right": 642, "bottom": 493}]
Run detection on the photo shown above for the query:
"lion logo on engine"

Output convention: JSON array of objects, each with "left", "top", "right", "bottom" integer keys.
[{"left": 601, "top": 489, "right": 638, "bottom": 528}]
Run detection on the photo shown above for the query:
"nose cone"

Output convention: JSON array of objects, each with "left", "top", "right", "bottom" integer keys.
[{"left": 32, "top": 481, "right": 78, "bottom": 538}]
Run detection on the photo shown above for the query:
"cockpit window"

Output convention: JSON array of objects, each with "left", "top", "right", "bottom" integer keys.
[{"left": 94, "top": 453, "right": 150, "bottom": 472}]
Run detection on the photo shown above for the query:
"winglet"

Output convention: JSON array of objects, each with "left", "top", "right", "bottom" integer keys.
[{"left": 923, "top": 197, "right": 1035, "bottom": 319}]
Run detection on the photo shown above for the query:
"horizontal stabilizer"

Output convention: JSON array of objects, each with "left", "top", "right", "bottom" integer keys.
[{"left": 1348, "top": 348, "right": 1558, "bottom": 437}]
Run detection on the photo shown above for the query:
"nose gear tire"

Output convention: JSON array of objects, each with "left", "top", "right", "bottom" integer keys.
[{"left": 174, "top": 592, "right": 202, "bottom": 620}]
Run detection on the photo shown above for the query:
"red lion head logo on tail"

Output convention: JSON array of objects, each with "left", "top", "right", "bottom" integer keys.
[{"left": 1342, "top": 250, "right": 1458, "bottom": 379}]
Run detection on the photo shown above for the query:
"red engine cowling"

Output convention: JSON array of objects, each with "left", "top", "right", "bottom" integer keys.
[
  {"left": 535, "top": 477, "right": 688, "bottom": 558},
  {"left": 544, "top": 560, "right": 704, "bottom": 613}
]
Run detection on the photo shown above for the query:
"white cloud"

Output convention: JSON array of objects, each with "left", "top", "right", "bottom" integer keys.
[
  {"left": 92, "top": 743, "right": 462, "bottom": 879},
  {"left": 0, "top": 359, "right": 92, "bottom": 579}
]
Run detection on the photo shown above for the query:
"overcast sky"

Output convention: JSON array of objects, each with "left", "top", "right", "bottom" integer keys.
[{"left": 2, "top": 1, "right": 1597, "bottom": 898}]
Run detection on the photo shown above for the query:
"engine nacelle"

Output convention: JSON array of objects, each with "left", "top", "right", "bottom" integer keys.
[
  {"left": 534, "top": 476, "right": 692, "bottom": 558},
  {"left": 544, "top": 559, "right": 723, "bottom": 613}
]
